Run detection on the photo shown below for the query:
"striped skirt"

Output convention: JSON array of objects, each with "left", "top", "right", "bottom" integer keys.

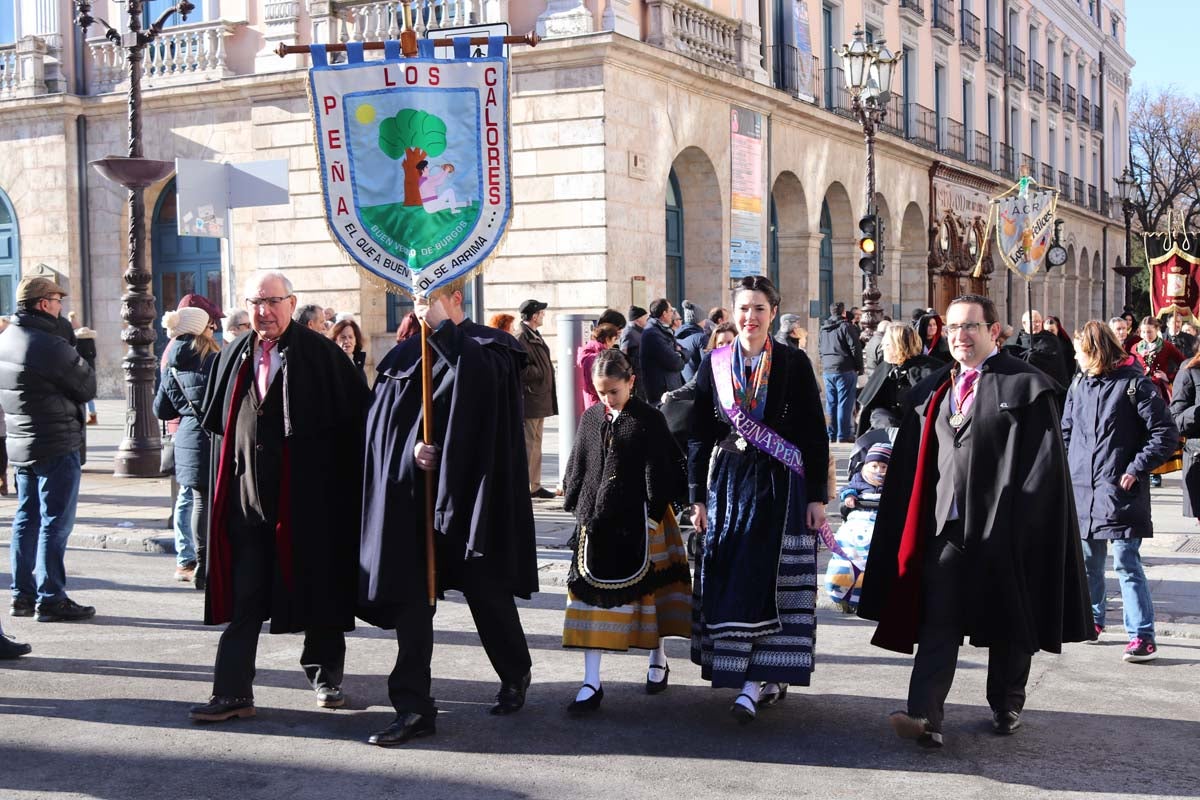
[{"left": 562, "top": 509, "right": 693, "bottom": 651}]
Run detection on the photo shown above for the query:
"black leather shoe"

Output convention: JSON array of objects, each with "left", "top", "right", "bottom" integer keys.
[
  {"left": 890, "top": 710, "right": 944, "bottom": 748},
  {"left": 35, "top": 597, "right": 95, "bottom": 622},
  {"left": 490, "top": 671, "right": 531, "bottom": 715},
  {"left": 729, "top": 693, "right": 757, "bottom": 725},
  {"left": 531, "top": 488, "right": 556, "bottom": 500},
  {"left": 759, "top": 682, "right": 788, "bottom": 708},
  {"left": 189, "top": 696, "right": 255, "bottom": 723},
  {"left": 0, "top": 634, "right": 31, "bottom": 659},
  {"left": 567, "top": 684, "right": 603, "bottom": 714},
  {"left": 9, "top": 596, "right": 34, "bottom": 617},
  {"left": 368, "top": 712, "right": 436, "bottom": 747},
  {"left": 316, "top": 686, "right": 346, "bottom": 708},
  {"left": 992, "top": 710, "right": 1022, "bottom": 735},
  {"left": 645, "top": 664, "right": 669, "bottom": 694}
]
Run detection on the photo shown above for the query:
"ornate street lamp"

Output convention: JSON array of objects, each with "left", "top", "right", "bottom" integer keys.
[
  {"left": 75, "top": 0, "right": 194, "bottom": 477},
  {"left": 838, "top": 24, "right": 902, "bottom": 337},
  {"left": 1113, "top": 165, "right": 1141, "bottom": 310}
]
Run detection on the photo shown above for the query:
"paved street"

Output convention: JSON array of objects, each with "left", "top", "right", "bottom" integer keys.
[{"left": 2, "top": 401, "right": 1199, "bottom": 799}]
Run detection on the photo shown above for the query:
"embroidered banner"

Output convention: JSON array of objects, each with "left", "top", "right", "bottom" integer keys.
[
  {"left": 993, "top": 180, "right": 1057, "bottom": 279},
  {"left": 308, "top": 39, "right": 511, "bottom": 296}
]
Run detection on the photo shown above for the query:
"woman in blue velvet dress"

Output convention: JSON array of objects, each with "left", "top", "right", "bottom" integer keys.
[{"left": 687, "top": 275, "right": 830, "bottom": 724}]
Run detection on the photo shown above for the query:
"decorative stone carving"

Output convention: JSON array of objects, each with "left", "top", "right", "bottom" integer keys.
[{"left": 537, "top": 0, "right": 595, "bottom": 39}]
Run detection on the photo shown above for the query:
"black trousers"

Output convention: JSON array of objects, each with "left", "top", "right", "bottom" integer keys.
[
  {"left": 907, "top": 525, "right": 1033, "bottom": 732},
  {"left": 387, "top": 555, "right": 532, "bottom": 717},
  {"left": 211, "top": 521, "right": 345, "bottom": 698}
]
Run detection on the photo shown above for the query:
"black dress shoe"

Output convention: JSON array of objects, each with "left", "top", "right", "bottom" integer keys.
[
  {"left": 0, "top": 634, "right": 31, "bottom": 659},
  {"left": 567, "top": 684, "right": 603, "bottom": 714},
  {"left": 759, "top": 683, "right": 788, "bottom": 708},
  {"left": 368, "top": 712, "right": 437, "bottom": 747},
  {"left": 189, "top": 696, "right": 255, "bottom": 723},
  {"left": 531, "top": 488, "right": 556, "bottom": 500},
  {"left": 9, "top": 596, "right": 34, "bottom": 617},
  {"left": 35, "top": 597, "right": 95, "bottom": 623},
  {"left": 992, "top": 710, "right": 1022, "bottom": 735},
  {"left": 729, "top": 693, "right": 757, "bottom": 725},
  {"left": 490, "top": 671, "right": 531, "bottom": 715},
  {"left": 645, "top": 664, "right": 669, "bottom": 695}
]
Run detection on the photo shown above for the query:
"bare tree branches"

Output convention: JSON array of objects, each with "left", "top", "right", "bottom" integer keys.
[{"left": 1129, "top": 88, "right": 1200, "bottom": 232}]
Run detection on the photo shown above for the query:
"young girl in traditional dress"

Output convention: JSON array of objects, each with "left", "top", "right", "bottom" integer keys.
[
  {"left": 560, "top": 349, "right": 691, "bottom": 713},
  {"left": 688, "top": 275, "right": 830, "bottom": 724}
]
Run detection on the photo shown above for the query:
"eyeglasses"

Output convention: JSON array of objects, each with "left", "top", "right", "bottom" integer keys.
[
  {"left": 944, "top": 322, "right": 990, "bottom": 335},
  {"left": 42, "top": 295, "right": 64, "bottom": 304},
  {"left": 245, "top": 295, "right": 292, "bottom": 310}
]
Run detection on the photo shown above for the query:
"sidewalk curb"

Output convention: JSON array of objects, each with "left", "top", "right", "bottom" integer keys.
[{"left": 0, "top": 531, "right": 173, "bottom": 554}]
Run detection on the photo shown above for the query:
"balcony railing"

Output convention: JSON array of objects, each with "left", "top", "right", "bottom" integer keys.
[
  {"left": 986, "top": 28, "right": 1004, "bottom": 68},
  {"left": 1102, "top": 190, "right": 1112, "bottom": 216},
  {"left": 336, "top": 0, "right": 480, "bottom": 40},
  {"left": 1048, "top": 73, "right": 1062, "bottom": 106},
  {"left": 880, "top": 91, "right": 905, "bottom": 137},
  {"left": 908, "top": 103, "right": 937, "bottom": 149},
  {"left": 970, "top": 130, "right": 992, "bottom": 168},
  {"left": 900, "top": 0, "right": 925, "bottom": 18},
  {"left": 933, "top": 0, "right": 955, "bottom": 35},
  {"left": 943, "top": 118, "right": 966, "bottom": 159},
  {"left": 1029, "top": 60, "right": 1045, "bottom": 96},
  {"left": 1074, "top": 178, "right": 1085, "bottom": 205},
  {"left": 960, "top": 9, "right": 981, "bottom": 53},
  {"left": 88, "top": 20, "right": 244, "bottom": 94},
  {"left": 1058, "top": 170, "right": 1070, "bottom": 197},
  {"left": 1079, "top": 96, "right": 1091, "bottom": 128},
  {"left": 1041, "top": 162, "right": 1054, "bottom": 186},
  {"left": 1093, "top": 105, "right": 1104, "bottom": 131},
  {"left": 822, "top": 66, "right": 855, "bottom": 119},
  {"left": 1064, "top": 84, "right": 1077, "bottom": 117},
  {"left": 768, "top": 44, "right": 819, "bottom": 103},
  {"left": 1007, "top": 44, "right": 1026, "bottom": 83},
  {"left": 0, "top": 37, "right": 51, "bottom": 99},
  {"left": 1021, "top": 153, "right": 1036, "bottom": 176},
  {"left": 1088, "top": 184, "right": 1099, "bottom": 211},
  {"left": 999, "top": 142, "right": 1015, "bottom": 178},
  {"left": 645, "top": 0, "right": 763, "bottom": 79}
]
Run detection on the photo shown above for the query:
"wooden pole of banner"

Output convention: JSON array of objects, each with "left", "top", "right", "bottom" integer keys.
[
  {"left": 420, "top": 316, "right": 437, "bottom": 608},
  {"left": 274, "top": 33, "right": 541, "bottom": 59}
]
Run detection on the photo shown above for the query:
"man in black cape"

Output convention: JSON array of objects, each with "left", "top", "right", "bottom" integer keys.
[
  {"left": 857, "top": 294, "right": 1092, "bottom": 749},
  {"left": 190, "top": 271, "right": 370, "bottom": 723},
  {"left": 359, "top": 283, "right": 538, "bottom": 747}
]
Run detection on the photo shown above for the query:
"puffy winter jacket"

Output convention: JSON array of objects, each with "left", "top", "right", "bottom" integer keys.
[
  {"left": 818, "top": 315, "right": 860, "bottom": 374},
  {"left": 0, "top": 310, "right": 97, "bottom": 466},
  {"left": 154, "top": 335, "right": 217, "bottom": 488}
]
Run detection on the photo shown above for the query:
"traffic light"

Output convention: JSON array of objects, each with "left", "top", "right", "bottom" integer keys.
[{"left": 858, "top": 214, "right": 881, "bottom": 275}]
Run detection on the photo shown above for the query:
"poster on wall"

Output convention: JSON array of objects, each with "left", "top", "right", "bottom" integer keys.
[
  {"left": 793, "top": 0, "right": 815, "bottom": 102},
  {"left": 730, "top": 106, "right": 764, "bottom": 280}
]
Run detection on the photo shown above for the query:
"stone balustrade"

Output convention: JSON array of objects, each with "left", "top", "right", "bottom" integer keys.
[
  {"left": 0, "top": 36, "right": 49, "bottom": 99},
  {"left": 87, "top": 20, "right": 245, "bottom": 95},
  {"left": 646, "top": 0, "right": 762, "bottom": 81},
  {"left": 334, "top": 0, "right": 482, "bottom": 42}
]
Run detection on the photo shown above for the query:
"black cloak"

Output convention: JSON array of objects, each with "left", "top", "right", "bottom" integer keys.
[
  {"left": 200, "top": 322, "right": 370, "bottom": 633},
  {"left": 358, "top": 318, "right": 538, "bottom": 626},
  {"left": 857, "top": 351, "right": 1093, "bottom": 654}
]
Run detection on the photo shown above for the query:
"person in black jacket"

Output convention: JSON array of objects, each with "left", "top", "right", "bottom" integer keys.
[
  {"left": 329, "top": 318, "right": 368, "bottom": 380},
  {"left": 855, "top": 325, "right": 943, "bottom": 438},
  {"left": 641, "top": 298, "right": 687, "bottom": 405},
  {"left": 0, "top": 277, "right": 97, "bottom": 623},
  {"left": 819, "top": 302, "right": 861, "bottom": 442},
  {"left": 1064, "top": 322, "right": 1178, "bottom": 663},
  {"left": 675, "top": 300, "right": 707, "bottom": 382},
  {"left": 517, "top": 299, "right": 557, "bottom": 499},
  {"left": 154, "top": 307, "right": 219, "bottom": 588}
]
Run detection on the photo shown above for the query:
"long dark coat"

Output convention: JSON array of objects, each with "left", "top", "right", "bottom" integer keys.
[
  {"left": 1170, "top": 366, "right": 1200, "bottom": 517},
  {"left": 855, "top": 353, "right": 942, "bottom": 437},
  {"left": 200, "top": 322, "right": 370, "bottom": 633},
  {"left": 517, "top": 321, "right": 557, "bottom": 419},
  {"left": 358, "top": 319, "right": 538, "bottom": 626},
  {"left": 1062, "top": 366, "right": 1178, "bottom": 539},
  {"left": 857, "top": 351, "right": 1093, "bottom": 655}
]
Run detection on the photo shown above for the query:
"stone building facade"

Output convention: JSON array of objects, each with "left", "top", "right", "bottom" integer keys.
[{"left": 0, "top": 0, "right": 1133, "bottom": 393}]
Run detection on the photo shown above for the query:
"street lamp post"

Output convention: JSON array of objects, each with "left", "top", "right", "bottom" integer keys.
[
  {"left": 74, "top": 0, "right": 193, "bottom": 477},
  {"left": 838, "top": 24, "right": 901, "bottom": 337},
  {"left": 1113, "top": 165, "right": 1140, "bottom": 311}
]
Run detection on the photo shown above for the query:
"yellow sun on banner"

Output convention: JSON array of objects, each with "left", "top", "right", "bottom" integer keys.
[{"left": 355, "top": 104, "right": 376, "bottom": 125}]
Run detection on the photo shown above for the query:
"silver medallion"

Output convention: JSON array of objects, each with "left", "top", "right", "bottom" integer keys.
[
  {"left": 949, "top": 412, "right": 965, "bottom": 429},
  {"left": 735, "top": 436, "right": 748, "bottom": 451}
]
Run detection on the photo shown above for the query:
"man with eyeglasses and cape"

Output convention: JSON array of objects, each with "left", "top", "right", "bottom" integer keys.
[
  {"left": 189, "top": 271, "right": 371, "bottom": 724},
  {"left": 857, "top": 294, "right": 1093, "bottom": 749}
]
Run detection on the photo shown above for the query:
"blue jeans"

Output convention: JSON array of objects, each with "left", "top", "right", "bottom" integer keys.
[
  {"left": 9, "top": 450, "right": 83, "bottom": 605},
  {"left": 1081, "top": 538, "right": 1155, "bottom": 640},
  {"left": 173, "top": 484, "right": 196, "bottom": 567},
  {"left": 824, "top": 371, "right": 858, "bottom": 442}
]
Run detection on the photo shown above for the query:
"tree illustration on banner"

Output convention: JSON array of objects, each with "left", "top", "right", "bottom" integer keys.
[{"left": 379, "top": 109, "right": 448, "bottom": 207}]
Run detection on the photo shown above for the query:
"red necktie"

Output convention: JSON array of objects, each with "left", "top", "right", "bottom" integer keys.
[
  {"left": 257, "top": 339, "right": 277, "bottom": 400},
  {"left": 956, "top": 370, "right": 979, "bottom": 416}
]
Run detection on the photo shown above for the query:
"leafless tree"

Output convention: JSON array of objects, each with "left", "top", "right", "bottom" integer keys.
[{"left": 1128, "top": 88, "right": 1200, "bottom": 232}]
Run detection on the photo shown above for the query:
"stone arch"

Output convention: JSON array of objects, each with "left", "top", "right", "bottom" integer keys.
[
  {"left": 667, "top": 147, "right": 723, "bottom": 310},
  {"left": 899, "top": 201, "right": 926, "bottom": 312},
  {"left": 0, "top": 186, "right": 20, "bottom": 316},
  {"left": 820, "top": 182, "right": 855, "bottom": 312},
  {"left": 1062, "top": 245, "right": 1079, "bottom": 330},
  {"left": 770, "top": 170, "right": 810, "bottom": 316},
  {"left": 1077, "top": 247, "right": 1090, "bottom": 322}
]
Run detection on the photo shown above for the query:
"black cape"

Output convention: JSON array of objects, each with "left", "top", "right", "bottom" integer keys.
[
  {"left": 358, "top": 318, "right": 538, "bottom": 626},
  {"left": 200, "top": 322, "right": 370, "bottom": 633},
  {"left": 857, "top": 351, "right": 1093, "bottom": 654}
]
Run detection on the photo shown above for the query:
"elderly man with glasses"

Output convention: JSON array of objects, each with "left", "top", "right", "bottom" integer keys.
[
  {"left": 858, "top": 294, "right": 1093, "bottom": 749},
  {"left": 0, "top": 277, "right": 97, "bottom": 623},
  {"left": 189, "top": 271, "right": 371, "bottom": 724}
]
